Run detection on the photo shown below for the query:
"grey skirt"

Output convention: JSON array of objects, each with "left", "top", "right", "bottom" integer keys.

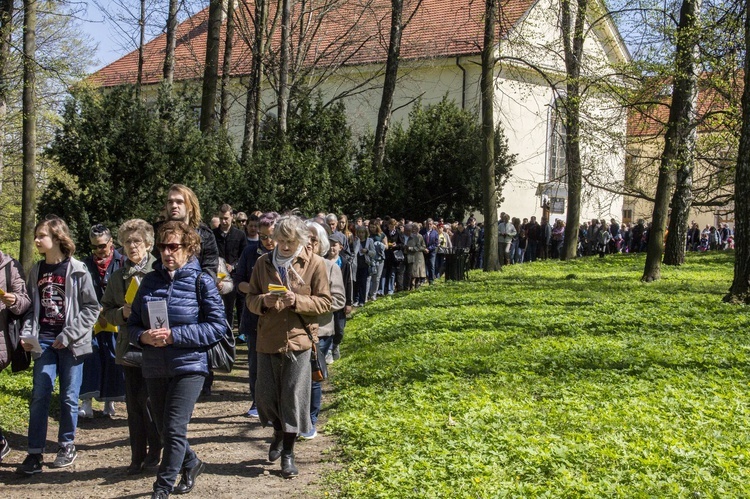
[{"left": 256, "top": 349, "right": 312, "bottom": 434}]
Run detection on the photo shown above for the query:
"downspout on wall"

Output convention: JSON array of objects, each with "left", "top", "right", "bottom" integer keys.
[{"left": 455, "top": 56, "right": 467, "bottom": 110}]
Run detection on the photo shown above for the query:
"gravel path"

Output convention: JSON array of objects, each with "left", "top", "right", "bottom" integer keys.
[{"left": 0, "top": 348, "right": 340, "bottom": 498}]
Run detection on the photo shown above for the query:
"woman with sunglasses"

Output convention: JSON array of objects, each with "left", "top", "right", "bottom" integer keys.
[
  {"left": 79, "top": 224, "right": 126, "bottom": 419},
  {"left": 101, "top": 219, "right": 161, "bottom": 475},
  {"left": 16, "top": 216, "right": 100, "bottom": 475},
  {"left": 246, "top": 215, "right": 331, "bottom": 478},
  {"left": 128, "top": 221, "right": 229, "bottom": 499}
]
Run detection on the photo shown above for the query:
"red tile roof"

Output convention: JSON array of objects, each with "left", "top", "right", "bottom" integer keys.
[
  {"left": 90, "top": 0, "right": 537, "bottom": 87},
  {"left": 627, "top": 74, "right": 742, "bottom": 138}
]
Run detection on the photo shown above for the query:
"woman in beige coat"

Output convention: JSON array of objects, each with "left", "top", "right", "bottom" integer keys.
[
  {"left": 246, "top": 215, "right": 331, "bottom": 478},
  {"left": 405, "top": 224, "right": 427, "bottom": 289}
]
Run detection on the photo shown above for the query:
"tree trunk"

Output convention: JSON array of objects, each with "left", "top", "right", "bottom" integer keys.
[
  {"left": 481, "top": 0, "right": 500, "bottom": 272},
  {"left": 372, "top": 0, "right": 403, "bottom": 170},
  {"left": 20, "top": 0, "right": 36, "bottom": 271},
  {"left": 241, "top": 0, "right": 268, "bottom": 163},
  {"left": 663, "top": 129, "right": 696, "bottom": 265},
  {"left": 220, "top": 0, "right": 236, "bottom": 128},
  {"left": 136, "top": 0, "right": 145, "bottom": 99},
  {"left": 643, "top": 0, "right": 700, "bottom": 281},
  {"left": 163, "top": 0, "right": 179, "bottom": 87},
  {"left": 278, "top": 0, "right": 291, "bottom": 137},
  {"left": 0, "top": 0, "right": 13, "bottom": 197},
  {"left": 200, "top": 0, "right": 223, "bottom": 136},
  {"left": 725, "top": 0, "right": 750, "bottom": 303},
  {"left": 560, "top": 0, "right": 587, "bottom": 261}
]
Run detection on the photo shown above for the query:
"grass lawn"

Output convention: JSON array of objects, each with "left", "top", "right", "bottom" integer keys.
[{"left": 326, "top": 251, "right": 750, "bottom": 498}]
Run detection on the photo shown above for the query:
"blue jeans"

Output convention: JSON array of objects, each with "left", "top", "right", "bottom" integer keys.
[
  {"left": 426, "top": 251, "right": 437, "bottom": 283},
  {"left": 146, "top": 373, "right": 205, "bottom": 493},
  {"left": 332, "top": 310, "right": 347, "bottom": 346},
  {"left": 368, "top": 261, "right": 385, "bottom": 298},
  {"left": 355, "top": 263, "right": 369, "bottom": 304},
  {"left": 383, "top": 259, "right": 399, "bottom": 295},
  {"left": 28, "top": 340, "right": 84, "bottom": 454},
  {"left": 246, "top": 329, "right": 258, "bottom": 402},
  {"left": 516, "top": 247, "right": 526, "bottom": 263},
  {"left": 309, "top": 336, "right": 333, "bottom": 426}
]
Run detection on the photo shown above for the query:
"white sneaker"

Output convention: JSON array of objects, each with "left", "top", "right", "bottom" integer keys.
[
  {"left": 103, "top": 401, "right": 116, "bottom": 417},
  {"left": 78, "top": 399, "right": 93, "bottom": 419},
  {"left": 325, "top": 349, "right": 334, "bottom": 365}
]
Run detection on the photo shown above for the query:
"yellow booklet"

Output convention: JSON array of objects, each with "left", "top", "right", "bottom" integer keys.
[
  {"left": 124, "top": 277, "right": 141, "bottom": 304},
  {"left": 268, "top": 284, "right": 288, "bottom": 295},
  {"left": 94, "top": 321, "right": 119, "bottom": 334}
]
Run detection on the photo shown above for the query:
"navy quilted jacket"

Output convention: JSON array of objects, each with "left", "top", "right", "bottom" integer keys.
[{"left": 127, "top": 258, "right": 228, "bottom": 378}]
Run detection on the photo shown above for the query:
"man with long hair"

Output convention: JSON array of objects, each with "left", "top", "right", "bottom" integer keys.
[{"left": 152, "top": 184, "right": 219, "bottom": 276}]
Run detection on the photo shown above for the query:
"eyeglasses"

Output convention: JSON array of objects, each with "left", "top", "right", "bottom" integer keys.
[
  {"left": 124, "top": 238, "right": 144, "bottom": 247},
  {"left": 91, "top": 240, "right": 111, "bottom": 250},
  {"left": 156, "top": 243, "right": 184, "bottom": 252},
  {"left": 90, "top": 223, "right": 108, "bottom": 235},
  {"left": 259, "top": 234, "right": 272, "bottom": 241}
]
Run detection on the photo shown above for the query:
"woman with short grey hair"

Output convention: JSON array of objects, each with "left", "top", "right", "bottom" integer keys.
[
  {"left": 300, "top": 221, "right": 345, "bottom": 440},
  {"left": 246, "top": 215, "right": 332, "bottom": 478},
  {"left": 101, "top": 219, "right": 161, "bottom": 475}
]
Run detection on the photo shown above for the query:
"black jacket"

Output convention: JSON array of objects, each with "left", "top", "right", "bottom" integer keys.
[
  {"left": 213, "top": 226, "right": 248, "bottom": 268},
  {"left": 152, "top": 221, "right": 219, "bottom": 276}
]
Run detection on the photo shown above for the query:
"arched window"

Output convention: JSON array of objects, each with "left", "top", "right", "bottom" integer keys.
[{"left": 548, "top": 98, "right": 567, "bottom": 182}]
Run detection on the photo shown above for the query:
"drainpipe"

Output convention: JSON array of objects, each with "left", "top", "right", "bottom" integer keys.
[{"left": 455, "top": 56, "right": 467, "bottom": 110}]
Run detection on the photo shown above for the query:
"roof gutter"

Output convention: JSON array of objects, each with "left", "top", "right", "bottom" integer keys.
[{"left": 455, "top": 56, "right": 467, "bottom": 110}]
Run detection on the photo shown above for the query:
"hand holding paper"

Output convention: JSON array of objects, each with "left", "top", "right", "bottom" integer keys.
[{"left": 20, "top": 335, "right": 43, "bottom": 354}]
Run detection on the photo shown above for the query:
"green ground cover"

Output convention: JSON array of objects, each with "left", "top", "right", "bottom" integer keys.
[{"left": 327, "top": 252, "right": 750, "bottom": 498}]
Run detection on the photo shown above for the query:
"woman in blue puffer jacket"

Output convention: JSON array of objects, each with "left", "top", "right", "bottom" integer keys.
[{"left": 128, "top": 221, "right": 229, "bottom": 499}]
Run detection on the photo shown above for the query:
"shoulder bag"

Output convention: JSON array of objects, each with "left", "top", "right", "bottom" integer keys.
[
  {"left": 297, "top": 314, "right": 325, "bottom": 382},
  {"left": 196, "top": 272, "right": 236, "bottom": 373}
]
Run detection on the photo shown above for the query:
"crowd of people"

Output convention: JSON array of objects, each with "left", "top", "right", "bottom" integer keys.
[{"left": 0, "top": 184, "right": 737, "bottom": 498}]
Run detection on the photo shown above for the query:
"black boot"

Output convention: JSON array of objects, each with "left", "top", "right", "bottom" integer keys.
[
  {"left": 280, "top": 450, "right": 298, "bottom": 479},
  {"left": 268, "top": 430, "right": 284, "bottom": 462}
]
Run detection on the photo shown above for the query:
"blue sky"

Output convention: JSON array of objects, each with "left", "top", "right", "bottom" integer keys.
[{"left": 81, "top": 1, "right": 128, "bottom": 71}]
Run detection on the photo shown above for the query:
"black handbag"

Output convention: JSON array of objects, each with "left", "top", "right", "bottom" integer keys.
[
  {"left": 207, "top": 331, "right": 236, "bottom": 373},
  {"left": 297, "top": 314, "right": 326, "bottom": 382},
  {"left": 196, "top": 272, "right": 236, "bottom": 373},
  {"left": 393, "top": 249, "right": 405, "bottom": 262}
]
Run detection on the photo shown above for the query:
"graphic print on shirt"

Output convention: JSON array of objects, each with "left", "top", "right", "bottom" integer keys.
[{"left": 38, "top": 270, "right": 66, "bottom": 329}]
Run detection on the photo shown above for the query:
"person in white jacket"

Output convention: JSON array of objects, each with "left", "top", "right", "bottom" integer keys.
[{"left": 497, "top": 213, "right": 517, "bottom": 266}]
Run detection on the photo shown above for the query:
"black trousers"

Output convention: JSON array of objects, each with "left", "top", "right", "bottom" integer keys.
[
  {"left": 146, "top": 373, "right": 204, "bottom": 493},
  {"left": 124, "top": 366, "right": 161, "bottom": 465}
]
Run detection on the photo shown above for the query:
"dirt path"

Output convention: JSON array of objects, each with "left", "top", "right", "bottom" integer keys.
[{"left": 0, "top": 347, "right": 340, "bottom": 498}]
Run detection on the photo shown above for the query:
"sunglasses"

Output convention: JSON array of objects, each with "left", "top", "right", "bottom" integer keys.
[
  {"left": 156, "top": 243, "right": 184, "bottom": 252},
  {"left": 237, "top": 220, "right": 247, "bottom": 224},
  {"left": 91, "top": 241, "right": 111, "bottom": 250},
  {"left": 259, "top": 234, "right": 272, "bottom": 241}
]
